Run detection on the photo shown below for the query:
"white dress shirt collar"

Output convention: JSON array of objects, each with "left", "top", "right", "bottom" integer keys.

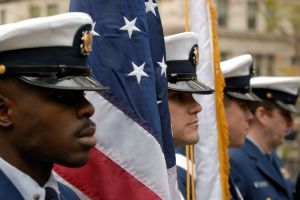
[
  {"left": 246, "top": 136, "right": 271, "bottom": 155},
  {"left": 0, "top": 157, "right": 60, "bottom": 200}
]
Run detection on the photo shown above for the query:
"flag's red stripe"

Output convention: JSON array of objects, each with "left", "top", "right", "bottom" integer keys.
[{"left": 54, "top": 148, "right": 161, "bottom": 200}]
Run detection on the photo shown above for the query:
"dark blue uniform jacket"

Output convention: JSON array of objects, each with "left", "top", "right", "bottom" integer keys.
[
  {"left": 0, "top": 169, "right": 80, "bottom": 200},
  {"left": 229, "top": 139, "right": 293, "bottom": 200}
]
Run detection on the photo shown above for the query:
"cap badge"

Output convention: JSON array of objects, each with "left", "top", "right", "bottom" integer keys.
[
  {"left": 81, "top": 31, "right": 93, "bottom": 56},
  {"left": 266, "top": 92, "right": 272, "bottom": 99},
  {"left": 0, "top": 65, "right": 6, "bottom": 75},
  {"left": 193, "top": 46, "right": 199, "bottom": 65}
]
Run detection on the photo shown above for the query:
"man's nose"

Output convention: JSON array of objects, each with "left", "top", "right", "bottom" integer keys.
[
  {"left": 246, "top": 108, "right": 254, "bottom": 122},
  {"left": 77, "top": 97, "right": 95, "bottom": 119},
  {"left": 190, "top": 98, "right": 202, "bottom": 114}
]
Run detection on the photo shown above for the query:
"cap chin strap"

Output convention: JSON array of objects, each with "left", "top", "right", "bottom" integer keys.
[
  {"left": 167, "top": 73, "right": 197, "bottom": 83},
  {"left": 0, "top": 65, "right": 91, "bottom": 77}
]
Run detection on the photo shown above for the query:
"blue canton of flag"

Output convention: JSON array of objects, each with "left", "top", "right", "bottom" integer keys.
[{"left": 145, "top": 0, "right": 175, "bottom": 170}]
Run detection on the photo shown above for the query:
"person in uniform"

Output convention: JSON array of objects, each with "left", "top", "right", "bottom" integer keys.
[
  {"left": 294, "top": 173, "right": 300, "bottom": 199},
  {"left": 0, "top": 13, "right": 107, "bottom": 200},
  {"left": 164, "top": 32, "right": 214, "bottom": 199},
  {"left": 220, "top": 54, "right": 261, "bottom": 200},
  {"left": 229, "top": 76, "right": 300, "bottom": 200}
]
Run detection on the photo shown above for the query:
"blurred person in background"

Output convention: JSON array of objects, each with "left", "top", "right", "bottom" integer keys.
[
  {"left": 229, "top": 76, "right": 300, "bottom": 200},
  {"left": 221, "top": 54, "right": 261, "bottom": 200},
  {"left": 295, "top": 173, "right": 300, "bottom": 199}
]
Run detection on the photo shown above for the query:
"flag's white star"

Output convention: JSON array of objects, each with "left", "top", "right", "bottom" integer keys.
[
  {"left": 145, "top": 0, "right": 158, "bottom": 16},
  {"left": 157, "top": 56, "right": 167, "bottom": 77},
  {"left": 120, "top": 17, "right": 141, "bottom": 39},
  {"left": 92, "top": 22, "right": 100, "bottom": 36},
  {"left": 127, "top": 62, "right": 149, "bottom": 84}
]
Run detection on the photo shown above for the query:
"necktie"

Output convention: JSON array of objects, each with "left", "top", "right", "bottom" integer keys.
[
  {"left": 266, "top": 153, "right": 280, "bottom": 173},
  {"left": 265, "top": 153, "right": 272, "bottom": 162},
  {"left": 45, "top": 187, "right": 59, "bottom": 200}
]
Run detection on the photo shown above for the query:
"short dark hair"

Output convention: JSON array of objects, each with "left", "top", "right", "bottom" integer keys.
[
  {"left": 248, "top": 99, "right": 275, "bottom": 114},
  {"left": 250, "top": 99, "right": 293, "bottom": 122}
]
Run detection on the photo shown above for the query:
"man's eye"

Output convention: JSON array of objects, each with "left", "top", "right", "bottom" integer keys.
[
  {"left": 241, "top": 103, "right": 248, "bottom": 110},
  {"left": 56, "top": 93, "right": 64, "bottom": 99},
  {"left": 53, "top": 91, "right": 83, "bottom": 101},
  {"left": 236, "top": 101, "right": 249, "bottom": 111},
  {"left": 174, "top": 93, "right": 185, "bottom": 101},
  {"left": 279, "top": 109, "right": 292, "bottom": 121}
]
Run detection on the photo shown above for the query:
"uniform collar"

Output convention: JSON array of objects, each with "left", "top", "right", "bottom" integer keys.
[
  {"left": 246, "top": 135, "right": 271, "bottom": 155},
  {"left": 0, "top": 157, "right": 60, "bottom": 200}
]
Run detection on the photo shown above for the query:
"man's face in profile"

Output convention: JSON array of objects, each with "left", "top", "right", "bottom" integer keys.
[{"left": 168, "top": 90, "right": 202, "bottom": 147}]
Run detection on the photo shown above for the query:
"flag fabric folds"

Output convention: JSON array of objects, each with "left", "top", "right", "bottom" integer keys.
[
  {"left": 54, "top": 0, "right": 180, "bottom": 199},
  {"left": 189, "top": 0, "right": 230, "bottom": 200}
]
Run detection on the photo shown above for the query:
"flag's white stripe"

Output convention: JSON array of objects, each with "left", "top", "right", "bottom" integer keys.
[
  {"left": 179, "top": 192, "right": 185, "bottom": 200},
  {"left": 53, "top": 171, "right": 91, "bottom": 200},
  {"left": 86, "top": 91, "right": 171, "bottom": 200},
  {"left": 175, "top": 154, "right": 194, "bottom": 177},
  {"left": 189, "top": 0, "right": 222, "bottom": 199},
  {"left": 167, "top": 165, "right": 183, "bottom": 200}
]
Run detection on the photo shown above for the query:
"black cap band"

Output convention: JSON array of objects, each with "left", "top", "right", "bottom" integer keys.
[
  {"left": 0, "top": 46, "right": 86, "bottom": 66},
  {"left": 2, "top": 65, "right": 91, "bottom": 77},
  {"left": 166, "top": 60, "right": 196, "bottom": 75},
  {"left": 225, "top": 75, "right": 251, "bottom": 93},
  {"left": 252, "top": 88, "right": 298, "bottom": 105}
]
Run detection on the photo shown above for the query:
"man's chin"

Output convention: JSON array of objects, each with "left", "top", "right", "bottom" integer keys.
[
  {"left": 185, "top": 137, "right": 200, "bottom": 145},
  {"left": 56, "top": 154, "right": 90, "bottom": 168},
  {"left": 229, "top": 139, "right": 245, "bottom": 148}
]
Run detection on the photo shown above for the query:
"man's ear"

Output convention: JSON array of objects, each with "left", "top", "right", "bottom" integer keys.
[
  {"left": 0, "top": 95, "right": 13, "bottom": 127},
  {"left": 254, "top": 106, "right": 268, "bottom": 125}
]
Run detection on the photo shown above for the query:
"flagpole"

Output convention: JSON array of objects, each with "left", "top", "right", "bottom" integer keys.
[
  {"left": 186, "top": 145, "right": 191, "bottom": 200},
  {"left": 185, "top": 0, "right": 189, "bottom": 32},
  {"left": 185, "top": 1, "right": 190, "bottom": 199},
  {"left": 185, "top": 1, "right": 196, "bottom": 200},
  {"left": 190, "top": 145, "right": 196, "bottom": 200}
]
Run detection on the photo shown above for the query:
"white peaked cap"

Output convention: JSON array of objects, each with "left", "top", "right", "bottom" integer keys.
[
  {"left": 164, "top": 32, "right": 213, "bottom": 94},
  {"left": 0, "top": 12, "right": 93, "bottom": 53},
  {"left": 251, "top": 76, "right": 300, "bottom": 112},
  {"left": 251, "top": 77, "right": 300, "bottom": 96},
  {"left": 165, "top": 32, "right": 198, "bottom": 61},
  {"left": 220, "top": 54, "right": 260, "bottom": 102},
  {"left": 221, "top": 54, "right": 253, "bottom": 78},
  {"left": 0, "top": 12, "right": 107, "bottom": 91}
]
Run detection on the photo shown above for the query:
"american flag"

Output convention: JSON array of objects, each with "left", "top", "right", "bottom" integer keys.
[{"left": 54, "top": 0, "right": 180, "bottom": 199}]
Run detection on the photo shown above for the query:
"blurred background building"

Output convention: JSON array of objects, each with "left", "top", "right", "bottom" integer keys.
[
  {"left": 0, "top": 0, "right": 68, "bottom": 23},
  {"left": 158, "top": 0, "right": 300, "bottom": 76},
  {"left": 1, "top": 0, "right": 300, "bottom": 181}
]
